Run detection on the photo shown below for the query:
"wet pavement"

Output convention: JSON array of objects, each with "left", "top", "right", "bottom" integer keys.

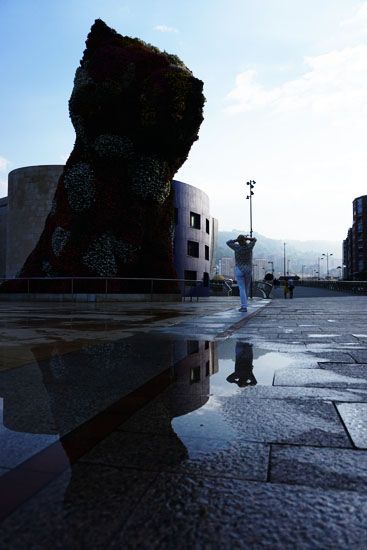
[{"left": 0, "top": 293, "right": 367, "bottom": 548}]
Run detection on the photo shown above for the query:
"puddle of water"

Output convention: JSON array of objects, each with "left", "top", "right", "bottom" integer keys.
[{"left": 0, "top": 334, "right": 318, "bottom": 465}]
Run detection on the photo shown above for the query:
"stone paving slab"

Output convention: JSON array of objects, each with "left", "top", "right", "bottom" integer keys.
[
  {"left": 112, "top": 473, "right": 367, "bottom": 549},
  {"left": 337, "top": 403, "right": 367, "bottom": 449},
  {"left": 218, "top": 396, "right": 351, "bottom": 447},
  {"left": 348, "top": 350, "right": 367, "bottom": 363},
  {"left": 216, "top": 385, "right": 367, "bottom": 402},
  {"left": 0, "top": 463, "right": 156, "bottom": 549},
  {"left": 80, "top": 430, "right": 269, "bottom": 482},
  {"left": 270, "top": 444, "right": 367, "bottom": 492},
  {"left": 274, "top": 365, "right": 367, "bottom": 388}
]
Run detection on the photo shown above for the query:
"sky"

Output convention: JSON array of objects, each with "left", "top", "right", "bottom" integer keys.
[{"left": 1, "top": 0, "right": 367, "bottom": 241}]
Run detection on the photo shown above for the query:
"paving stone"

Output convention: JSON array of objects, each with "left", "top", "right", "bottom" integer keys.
[
  {"left": 348, "top": 350, "right": 367, "bottom": 363},
  {"left": 274, "top": 365, "right": 367, "bottom": 388},
  {"left": 231, "top": 385, "right": 367, "bottom": 401},
  {"left": 270, "top": 445, "right": 367, "bottom": 492},
  {"left": 80, "top": 430, "right": 269, "bottom": 482},
  {"left": 112, "top": 473, "right": 367, "bottom": 549},
  {"left": 219, "top": 396, "right": 351, "bottom": 447},
  {"left": 337, "top": 403, "right": 367, "bottom": 449},
  {"left": 305, "top": 350, "right": 356, "bottom": 362},
  {"left": 0, "top": 463, "right": 156, "bottom": 549}
]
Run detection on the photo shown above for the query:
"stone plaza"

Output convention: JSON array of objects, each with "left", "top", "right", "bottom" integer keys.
[{"left": 0, "top": 286, "right": 366, "bottom": 548}]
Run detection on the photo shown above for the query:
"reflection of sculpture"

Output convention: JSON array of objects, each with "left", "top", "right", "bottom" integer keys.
[
  {"left": 226, "top": 342, "right": 257, "bottom": 387},
  {"left": 20, "top": 19, "right": 205, "bottom": 280}
]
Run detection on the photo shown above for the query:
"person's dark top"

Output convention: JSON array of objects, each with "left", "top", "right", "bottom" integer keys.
[{"left": 226, "top": 239, "right": 257, "bottom": 272}]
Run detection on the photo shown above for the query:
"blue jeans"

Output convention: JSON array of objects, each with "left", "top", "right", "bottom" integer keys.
[{"left": 235, "top": 266, "right": 251, "bottom": 308}]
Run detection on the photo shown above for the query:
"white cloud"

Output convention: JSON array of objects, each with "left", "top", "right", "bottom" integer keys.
[
  {"left": 341, "top": 2, "right": 367, "bottom": 33},
  {"left": 225, "top": 44, "right": 367, "bottom": 118},
  {"left": 154, "top": 25, "right": 179, "bottom": 33},
  {"left": 0, "top": 156, "right": 10, "bottom": 172}
]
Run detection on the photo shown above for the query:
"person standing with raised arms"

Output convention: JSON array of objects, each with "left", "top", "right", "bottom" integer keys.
[{"left": 226, "top": 234, "right": 257, "bottom": 312}]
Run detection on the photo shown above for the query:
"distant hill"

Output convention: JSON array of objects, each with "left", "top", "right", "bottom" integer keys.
[{"left": 217, "top": 230, "right": 342, "bottom": 276}]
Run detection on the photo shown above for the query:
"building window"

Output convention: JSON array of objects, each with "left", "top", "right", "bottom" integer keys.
[
  {"left": 190, "top": 366, "right": 201, "bottom": 383},
  {"left": 190, "top": 212, "right": 201, "bottom": 229},
  {"left": 205, "top": 245, "right": 209, "bottom": 260},
  {"left": 174, "top": 208, "right": 178, "bottom": 224},
  {"left": 204, "top": 341, "right": 209, "bottom": 349},
  {"left": 203, "top": 272, "right": 209, "bottom": 287},
  {"left": 187, "top": 240, "right": 199, "bottom": 257},
  {"left": 206, "top": 218, "right": 210, "bottom": 234},
  {"left": 184, "top": 270, "right": 197, "bottom": 285},
  {"left": 187, "top": 340, "right": 199, "bottom": 354},
  {"left": 205, "top": 360, "right": 210, "bottom": 377}
]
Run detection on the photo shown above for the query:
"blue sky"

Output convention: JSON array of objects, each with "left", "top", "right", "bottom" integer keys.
[{"left": 1, "top": 0, "right": 367, "bottom": 240}]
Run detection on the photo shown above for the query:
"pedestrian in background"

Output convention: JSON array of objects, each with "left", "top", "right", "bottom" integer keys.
[
  {"left": 288, "top": 277, "right": 295, "bottom": 299},
  {"left": 226, "top": 234, "right": 257, "bottom": 312},
  {"left": 283, "top": 279, "right": 289, "bottom": 299}
]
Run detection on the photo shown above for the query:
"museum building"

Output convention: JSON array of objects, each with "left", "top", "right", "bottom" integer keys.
[{"left": 0, "top": 166, "right": 217, "bottom": 290}]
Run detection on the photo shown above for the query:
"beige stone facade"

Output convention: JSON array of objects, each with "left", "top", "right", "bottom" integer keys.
[{"left": 6, "top": 166, "right": 63, "bottom": 277}]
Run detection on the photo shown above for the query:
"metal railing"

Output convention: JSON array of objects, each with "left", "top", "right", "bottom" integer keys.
[
  {"left": 299, "top": 280, "right": 367, "bottom": 295},
  {"left": 0, "top": 277, "right": 207, "bottom": 302}
]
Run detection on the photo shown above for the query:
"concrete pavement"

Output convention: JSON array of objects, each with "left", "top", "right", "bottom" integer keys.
[{"left": 0, "top": 290, "right": 366, "bottom": 548}]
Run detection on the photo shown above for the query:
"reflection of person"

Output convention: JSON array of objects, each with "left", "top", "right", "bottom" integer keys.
[
  {"left": 226, "top": 234, "right": 257, "bottom": 312},
  {"left": 226, "top": 342, "right": 257, "bottom": 387}
]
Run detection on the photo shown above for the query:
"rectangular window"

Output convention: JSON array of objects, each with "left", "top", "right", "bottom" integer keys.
[
  {"left": 190, "top": 366, "right": 201, "bottom": 383},
  {"left": 206, "top": 218, "right": 210, "bottom": 234},
  {"left": 190, "top": 212, "right": 201, "bottom": 229},
  {"left": 187, "top": 240, "right": 199, "bottom": 257},
  {"left": 187, "top": 340, "right": 199, "bottom": 354},
  {"left": 205, "top": 360, "right": 210, "bottom": 377},
  {"left": 205, "top": 245, "right": 209, "bottom": 260}
]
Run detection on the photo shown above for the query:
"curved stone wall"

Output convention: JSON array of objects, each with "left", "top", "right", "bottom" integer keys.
[
  {"left": 172, "top": 180, "right": 212, "bottom": 291},
  {"left": 6, "top": 166, "right": 63, "bottom": 277}
]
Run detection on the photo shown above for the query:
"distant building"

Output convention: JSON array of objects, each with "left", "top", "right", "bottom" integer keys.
[
  {"left": 253, "top": 258, "right": 268, "bottom": 281},
  {"left": 352, "top": 195, "right": 367, "bottom": 278},
  {"left": 219, "top": 257, "right": 235, "bottom": 279},
  {"left": 172, "top": 180, "right": 217, "bottom": 293},
  {"left": 0, "top": 197, "right": 7, "bottom": 279},
  {"left": 343, "top": 228, "right": 353, "bottom": 280},
  {"left": 0, "top": 169, "right": 218, "bottom": 294}
]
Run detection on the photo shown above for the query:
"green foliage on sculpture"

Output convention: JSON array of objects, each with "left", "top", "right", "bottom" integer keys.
[
  {"left": 64, "top": 162, "right": 95, "bottom": 213},
  {"left": 129, "top": 155, "right": 170, "bottom": 203},
  {"left": 20, "top": 19, "right": 205, "bottom": 283}
]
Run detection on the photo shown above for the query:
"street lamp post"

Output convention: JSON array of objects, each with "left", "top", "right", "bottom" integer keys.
[
  {"left": 246, "top": 179, "right": 256, "bottom": 298},
  {"left": 246, "top": 180, "right": 256, "bottom": 238},
  {"left": 283, "top": 242, "right": 286, "bottom": 278},
  {"left": 322, "top": 253, "right": 333, "bottom": 279},
  {"left": 318, "top": 257, "right": 324, "bottom": 280}
]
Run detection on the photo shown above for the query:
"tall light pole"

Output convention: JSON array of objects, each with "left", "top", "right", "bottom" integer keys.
[
  {"left": 283, "top": 242, "right": 286, "bottom": 277},
  {"left": 322, "top": 253, "right": 333, "bottom": 279},
  {"left": 318, "top": 257, "right": 323, "bottom": 280},
  {"left": 246, "top": 179, "right": 256, "bottom": 298},
  {"left": 246, "top": 180, "right": 256, "bottom": 238}
]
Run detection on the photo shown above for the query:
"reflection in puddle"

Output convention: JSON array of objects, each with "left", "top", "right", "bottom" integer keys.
[{"left": 0, "top": 335, "right": 315, "bottom": 470}]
